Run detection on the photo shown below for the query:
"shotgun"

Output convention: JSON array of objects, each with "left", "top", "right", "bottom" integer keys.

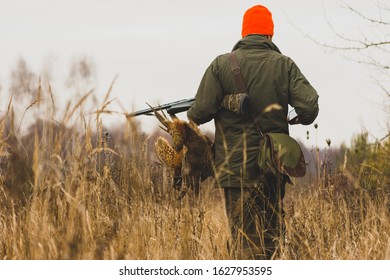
[{"left": 127, "top": 93, "right": 249, "bottom": 118}]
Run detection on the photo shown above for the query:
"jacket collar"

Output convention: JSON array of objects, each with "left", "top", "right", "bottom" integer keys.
[{"left": 232, "top": 35, "right": 282, "bottom": 54}]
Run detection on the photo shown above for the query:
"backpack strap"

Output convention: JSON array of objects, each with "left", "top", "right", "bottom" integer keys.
[
  {"left": 228, "top": 51, "right": 263, "bottom": 137},
  {"left": 228, "top": 51, "right": 248, "bottom": 94}
]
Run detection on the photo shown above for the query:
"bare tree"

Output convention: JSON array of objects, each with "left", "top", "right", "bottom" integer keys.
[
  {"left": 308, "top": 1, "right": 389, "bottom": 100},
  {"left": 314, "top": 2, "right": 389, "bottom": 60},
  {"left": 306, "top": 1, "right": 390, "bottom": 142},
  {"left": 338, "top": 1, "right": 390, "bottom": 138},
  {"left": 65, "top": 55, "right": 96, "bottom": 94},
  {"left": 8, "top": 57, "right": 38, "bottom": 101}
]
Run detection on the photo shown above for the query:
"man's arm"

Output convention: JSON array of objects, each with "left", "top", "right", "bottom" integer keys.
[
  {"left": 187, "top": 60, "right": 224, "bottom": 125},
  {"left": 288, "top": 60, "right": 319, "bottom": 125}
]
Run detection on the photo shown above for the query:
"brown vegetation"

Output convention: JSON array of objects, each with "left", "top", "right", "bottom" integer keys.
[
  {"left": 0, "top": 55, "right": 389, "bottom": 259},
  {"left": 1, "top": 87, "right": 389, "bottom": 260}
]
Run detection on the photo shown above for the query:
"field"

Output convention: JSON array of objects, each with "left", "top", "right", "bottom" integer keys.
[{"left": 0, "top": 89, "right": 389, "bottom": 260}]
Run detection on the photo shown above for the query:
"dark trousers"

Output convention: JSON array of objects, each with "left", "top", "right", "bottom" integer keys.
[{"left": 224, "top": 173, "right": 286, "bottom": 260}]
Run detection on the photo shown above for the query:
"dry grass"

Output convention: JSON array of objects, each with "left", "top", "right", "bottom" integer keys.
[
  {"left": 282, "top": 181, "right": 390, "bottom": 259},
  {"left": 0, "top": 90, "right": 389, "bottom": 260}
]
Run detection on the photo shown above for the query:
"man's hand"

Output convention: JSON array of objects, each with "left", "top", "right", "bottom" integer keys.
[
  {"left": 287, "top": 109, "right": 301, "bottom": 125},
  {"left": 288, "top": 115, "right": 300, "bottom": 125}
]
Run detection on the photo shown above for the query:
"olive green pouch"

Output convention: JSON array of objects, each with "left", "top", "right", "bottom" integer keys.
[{"left": 258, "top": 133, "right": 306, "bottom": 182}]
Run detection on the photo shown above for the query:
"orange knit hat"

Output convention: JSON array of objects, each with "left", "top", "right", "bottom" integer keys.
[{"left": 241, "top": 5, "right": 274, "bottom": 38}]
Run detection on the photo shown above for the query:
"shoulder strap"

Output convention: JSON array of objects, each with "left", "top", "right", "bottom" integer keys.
[
  {"left": 228, "top": 51, "right": 263, "bottom": 137},
  {"left": 228, "top": 52, "right": 248, "bottom": 94}
]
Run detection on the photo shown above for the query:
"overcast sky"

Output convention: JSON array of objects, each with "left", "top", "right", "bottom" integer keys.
[{"left": 0, "top": 0, "right": 389, "bottom": 148}]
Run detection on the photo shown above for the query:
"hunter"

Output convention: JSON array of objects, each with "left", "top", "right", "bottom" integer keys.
[{"left": 187, "top": 5, "right": 319, "bottom": 259}]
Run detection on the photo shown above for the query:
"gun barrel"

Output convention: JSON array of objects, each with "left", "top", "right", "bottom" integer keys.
[
  {"left": 127, "top": 104, "right": 169, "bottom": 117},
  {"left": 166, "top": 99, "right": 195, "bottom": 115},
  {"left": 127, "top": 98, "right": 195, "bottom": 118}
]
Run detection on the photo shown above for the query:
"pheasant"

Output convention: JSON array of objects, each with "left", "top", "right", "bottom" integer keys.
[{"left": 153, "top": 109, "right": 213, "bottom": 196}]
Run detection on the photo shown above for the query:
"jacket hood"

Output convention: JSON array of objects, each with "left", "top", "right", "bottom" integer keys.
[{"left": 232, "top": 35, "right": 282, "bottom": 54}]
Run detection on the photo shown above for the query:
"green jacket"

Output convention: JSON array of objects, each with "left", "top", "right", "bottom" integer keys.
[{"left": 187, "top": 35, "right": 319, "bottom": 188}]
